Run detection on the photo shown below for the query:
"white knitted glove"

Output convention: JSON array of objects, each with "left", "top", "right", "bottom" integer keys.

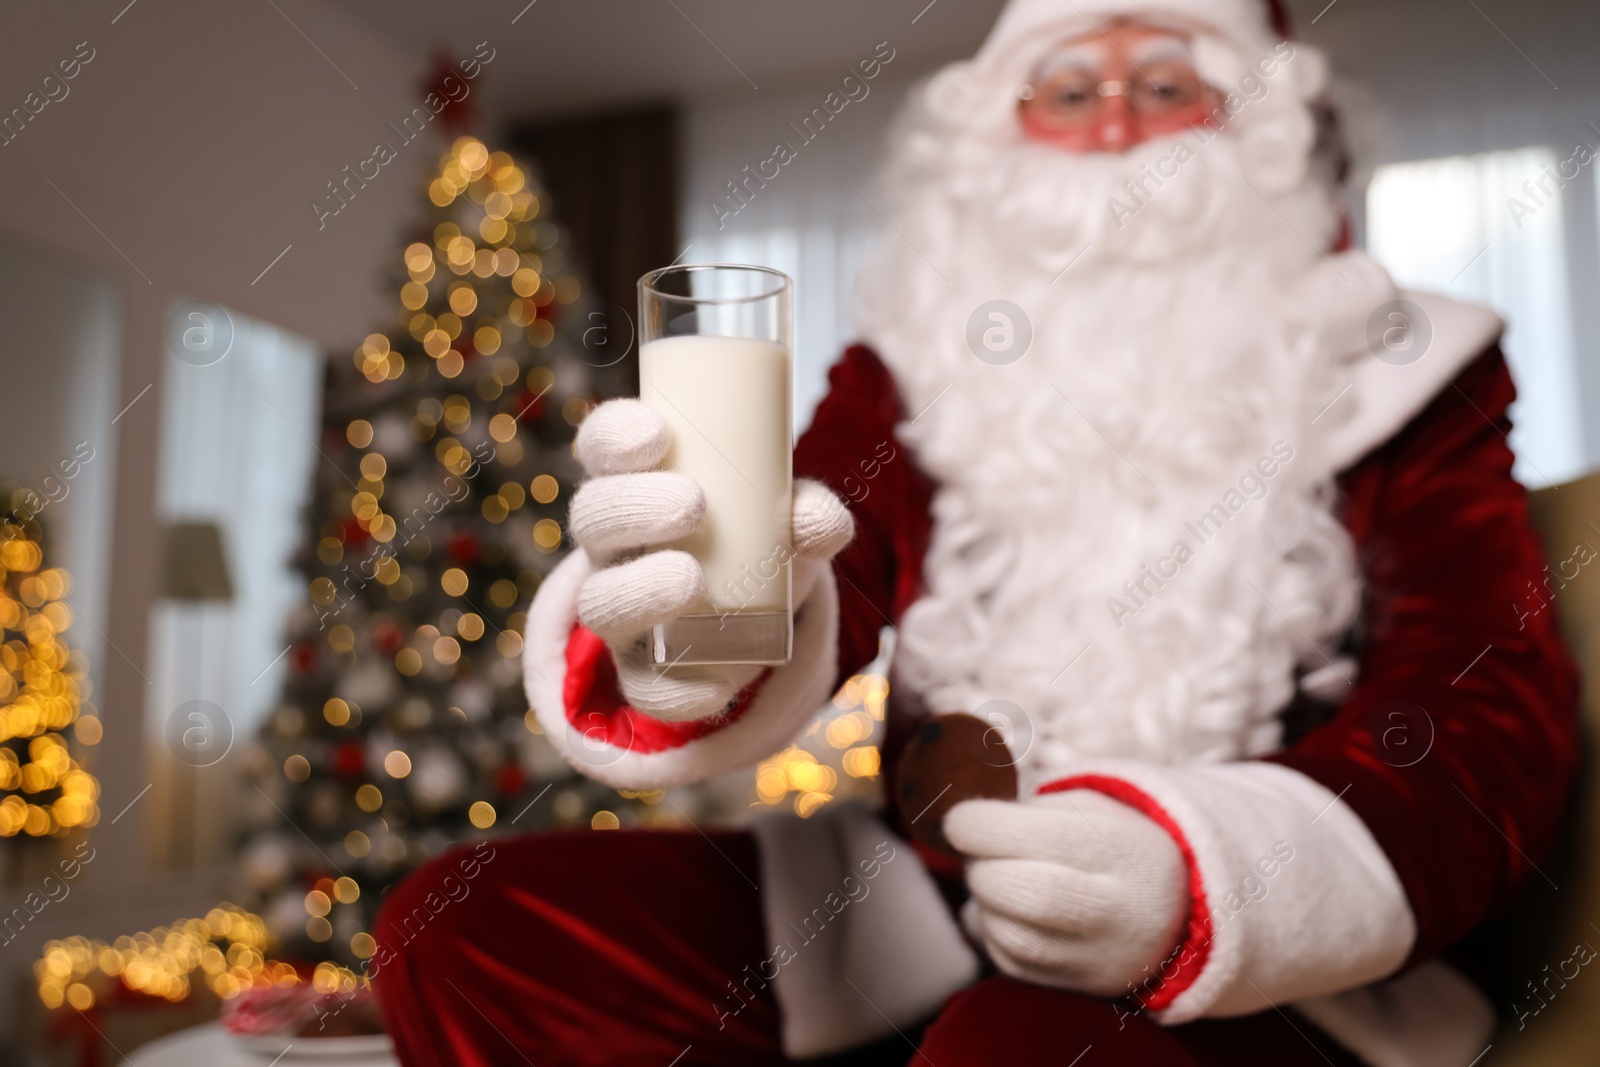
[
  {"left": 945, "top": 791, "right": 1189, "bottom": 997},
  {"left": 568, "top": 399, "right": 853, "bottom": 723}
]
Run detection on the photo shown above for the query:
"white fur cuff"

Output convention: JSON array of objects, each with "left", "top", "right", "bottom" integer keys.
[
  {"left": 522, "top": 550, "right": 841, "bottom": 789},
  {"left": 1040, "top": 760, "right": 1416, "bottom": 1024}
]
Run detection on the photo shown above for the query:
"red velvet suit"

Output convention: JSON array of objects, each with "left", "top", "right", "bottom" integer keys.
[
  {"left": 802, "top": 343, "right": 1580, "bottom": 968},
  {"left": 373, "top": 343, "right": 1579, "bottom": 1066}
]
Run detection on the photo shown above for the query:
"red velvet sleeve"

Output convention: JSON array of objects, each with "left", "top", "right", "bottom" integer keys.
[
  {"left": 1267, "top": 348, "right": 1581, "bottom": 966},
  {"left": 793, "top": 345, "right": 936, "bottom": 689}
]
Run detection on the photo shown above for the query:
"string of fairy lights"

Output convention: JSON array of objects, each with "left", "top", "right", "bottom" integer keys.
[
  {"left": 755, "top": 672, "right": 887, "bottom": 817},
  {"left": 0, "top": 527, "right": 101, "bottom": 838},
  {"left": 287, "top": 137, "right": 575, "bottom": 957},
  {"left": 35, "top": 904, "right": 363, "bottom": 1011},
  {"left": 323, "top": 141, "right": 575, "bottom": 802},
  {"left": 342, "top": 139, "right": 578, "bottom": 566}
]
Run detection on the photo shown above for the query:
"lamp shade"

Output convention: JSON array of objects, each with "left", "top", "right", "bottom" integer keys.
[{"left": 162, "top": 520, "right": 234, "bottom": 602}]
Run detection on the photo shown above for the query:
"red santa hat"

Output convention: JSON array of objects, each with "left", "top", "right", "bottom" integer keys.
[{"left": 974, "top": 0, "right": 1292, "bottom": 75}]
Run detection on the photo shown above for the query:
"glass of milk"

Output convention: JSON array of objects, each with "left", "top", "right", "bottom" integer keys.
[{"left": 637, "top": 264, "right": 794, "bottom": 666}]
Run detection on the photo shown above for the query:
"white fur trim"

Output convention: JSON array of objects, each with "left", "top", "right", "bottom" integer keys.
[
  {"left": 522, "top": 550, "right": 840, "bottom": 789},
  {"left": 749, "top": 804, "right": 980, "bottom": 1059},
  {"left": 1314, "top": 290, "right": 1504, "bottom": 478},
  {"left": 1045, "top": 760, "right": 1415, "bottom": 1024},
  {"left": 1296, "top": 961, "right": 1496, "bottom": 1067},
  {"left": 976, "top": 0, "right": 1280, "bottom": 75}
]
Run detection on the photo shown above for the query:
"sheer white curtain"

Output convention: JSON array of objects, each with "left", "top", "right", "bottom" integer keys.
[
  {"left": 151, "top": 311, "right": 321, "bottom": 744},
  {"left": 1366, "top": 147, "right": 1586, "bottom": 488},
  {"left": 680, "top": 78, "right": 916, "bottom": 432}
]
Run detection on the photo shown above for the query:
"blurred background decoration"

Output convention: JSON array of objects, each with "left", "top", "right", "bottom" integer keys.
[
  {"left": 0, "top": 521, "right": 100, "bottom": 841},
  {"left": 229, "top": 129, "right": 651, "bottom": 980},
  {"left": 0, "top": 0, "right": 1598, "bottom": 1062}
]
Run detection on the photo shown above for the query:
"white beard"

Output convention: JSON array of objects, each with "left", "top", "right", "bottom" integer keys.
[{"left": 856, "top": 71, "right": 1394, "bottom": 776}]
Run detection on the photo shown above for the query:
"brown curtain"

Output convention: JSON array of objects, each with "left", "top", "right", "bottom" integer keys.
[{"left": 509, "top": 106, "right": 680, "bottom": 393}]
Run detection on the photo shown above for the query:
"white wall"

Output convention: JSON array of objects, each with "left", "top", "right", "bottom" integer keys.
[{"left": 0, "top": 242, "right": 120, "bottom": 680}]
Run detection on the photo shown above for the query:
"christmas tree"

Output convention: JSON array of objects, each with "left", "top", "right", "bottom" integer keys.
[
  {"left": 0, "top": 509, "right": 100, "bottom": 845},
  {"left": 234, "top": 135, "right": 651, "bottom": 973}
]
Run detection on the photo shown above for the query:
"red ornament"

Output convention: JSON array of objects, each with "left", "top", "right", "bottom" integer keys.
[
  {"left": 512, "top": 389, "right": 547, "bottom": 422},
  {"left": 1265, "top": 0, "right": 1292, "bottom": 40},
  {"left": 448, "top": 531, "right": 480, "bottom": 565},
  {"left": 373, "top": 622, "right": 404, "bottom": 655},
  {"left": 289, "top": 642, "right": 319, "bottom": 674},
  {"left": 341, "top": 516, "right": 371, "bottom": 548},
  {"left": 420, "top": 51, "right": 479, "bottom": 138},
  {"left": 332, "top": 742, "right": 366, "bottom": 778},
  {"left": 495, "top": 763, "right": 526, "bottom": 797}
]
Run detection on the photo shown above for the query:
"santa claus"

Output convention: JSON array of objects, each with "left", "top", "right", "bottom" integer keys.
[{"left": 372, "top": 1, "right": 1579, "bottom": 1064}]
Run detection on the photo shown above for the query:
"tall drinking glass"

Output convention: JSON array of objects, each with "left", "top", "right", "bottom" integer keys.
[{"left": 637, "top": 264, "right": 794, "bottom": 666}]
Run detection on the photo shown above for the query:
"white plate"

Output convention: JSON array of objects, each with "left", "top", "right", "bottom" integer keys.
[{"left": 232, "top": 1033, "right": 395, "bottom": 1060}]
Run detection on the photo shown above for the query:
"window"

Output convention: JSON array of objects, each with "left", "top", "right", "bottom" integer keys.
[
  {"left": 1366, "top": 147, "right": 1585, "bottom": 487},
  {"left": 684, "top": 224, "right": 880, "bottom": 433},
  {"left": 148, "top": 304, "right": 321, "bottom": 866},
  {"left": 681, "top": 80, "right": 915, "bottom": 433}
]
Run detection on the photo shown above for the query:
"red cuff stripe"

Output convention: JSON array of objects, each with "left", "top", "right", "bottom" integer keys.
[
  {"left": 1038, "top": 774, "right": 1211, "bottom": 1011},
  {"left": 561, "top": 625, "right": 765, "bottom": 755}
]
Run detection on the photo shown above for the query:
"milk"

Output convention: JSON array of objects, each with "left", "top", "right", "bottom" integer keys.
[{"left": 639, "top": 334, "right": 792, "bottom": 615}]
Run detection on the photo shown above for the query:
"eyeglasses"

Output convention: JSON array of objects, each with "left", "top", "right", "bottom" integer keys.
[{"left": 1019, "top": 62, "right": 1208, "bottom": 128}]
